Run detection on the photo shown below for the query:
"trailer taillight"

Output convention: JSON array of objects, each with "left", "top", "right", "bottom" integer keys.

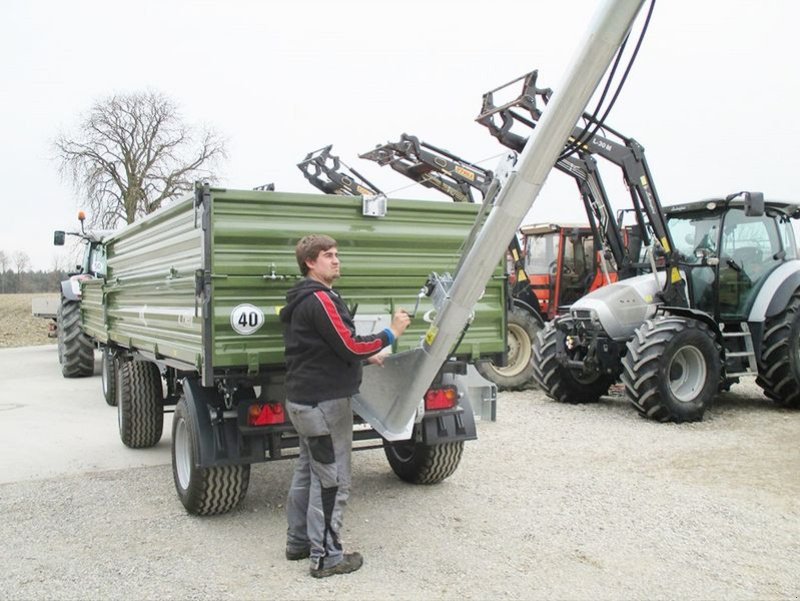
[
  {"left": 424, "top": 386, "right": 458, "bottom": 411},
  {"left": 248, "top": 402, "right": 286, "bottom": 426}
]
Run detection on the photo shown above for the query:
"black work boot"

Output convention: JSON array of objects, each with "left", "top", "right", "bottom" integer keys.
[{"left": 309, "top": 552, "right": 363, "bottom": 578}]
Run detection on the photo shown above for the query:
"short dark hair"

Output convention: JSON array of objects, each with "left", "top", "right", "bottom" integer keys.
[{"left": 295, "top": 234, "right": 337, "bottom": 276}]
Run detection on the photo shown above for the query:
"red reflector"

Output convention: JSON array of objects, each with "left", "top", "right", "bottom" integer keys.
[
  {"left": 424, "top": 387, "right": 458, "bottom": 411},
  {"left": 248, "top": 402, "right": 286, "bottom": 426}
]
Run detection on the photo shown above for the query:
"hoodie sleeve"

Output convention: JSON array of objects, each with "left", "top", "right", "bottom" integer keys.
[{"left": 310, "top": 290, "right": 390, "bottom": 361}]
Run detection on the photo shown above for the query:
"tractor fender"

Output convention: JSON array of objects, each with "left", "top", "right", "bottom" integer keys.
[
  {"left": 511, "top": 298, "right": 545, "bottom": 328},
  {"left": 60, "top": 279, "right": 80, "bottom": 302},
  {"left": 749, "top": 261, "right": 800, "bottom": 321},
  {"left": 661, "top": 306, "right": 723, "bottom": 342}
]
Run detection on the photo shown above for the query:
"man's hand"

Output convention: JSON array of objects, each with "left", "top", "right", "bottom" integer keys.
[
  {"left": 390, "top": 309, "right": 411, "bottom": 338},
  {"left": 366, "top": 353, "right": 386, "bottom": 367}
]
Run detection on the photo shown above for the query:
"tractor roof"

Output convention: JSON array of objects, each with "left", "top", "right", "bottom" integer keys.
[
  {"left": 519, "top": 222, "right": 591, "bottom": 235},
  {"left": 664, "top": 197, "right": 800, "bottom": 219}
]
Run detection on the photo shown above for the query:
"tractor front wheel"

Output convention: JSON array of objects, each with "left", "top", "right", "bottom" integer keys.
[
  {"left": 532, "top": 321, "right": 614, "bottom": 403},
  {"left": 475, "top": 308, "right": 540, "bottom": 391},
  {"left": 622, "top": 315, "right": 721, "bottom": 422}
]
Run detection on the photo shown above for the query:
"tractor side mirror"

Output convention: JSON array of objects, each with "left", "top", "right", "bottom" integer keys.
[
  {"left": 54, "top": 231, "right": 65, "bottom": 246},
  {"left": 744, "top": 192, "right": 764, "bottom": 217}
]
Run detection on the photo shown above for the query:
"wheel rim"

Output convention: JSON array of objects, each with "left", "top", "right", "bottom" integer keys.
[
  {"left": 388, "top": 441, "right": 415, "bottom": 464},
  {"left": 668, "top": 345, "right": 707, "bottom": 402},
  {"left": 493, "top": 323, "right": 533, "bottom": 377},
  {"left": 116, "top": 379, "right": 123, "bottom": 431},
  {"left": 101, "top": 354, "right": 109, "bottom": 395},
  {"left": 174, "top": 416, "right": 192, "bottom": 490}
]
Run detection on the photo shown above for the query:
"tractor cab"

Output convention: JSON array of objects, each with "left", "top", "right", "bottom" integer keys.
[
  {"left": 520, "top": 223, "right": 618, "bottom": 320},
  {"left": 665, "top": 199, "right": 799, "bottom": 320}
]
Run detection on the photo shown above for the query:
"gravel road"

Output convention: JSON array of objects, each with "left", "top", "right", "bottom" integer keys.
[{"left": 1, "top": 355, "right": 798, "bottom": 600}]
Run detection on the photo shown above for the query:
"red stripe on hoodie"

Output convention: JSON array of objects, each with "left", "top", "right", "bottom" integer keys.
[{"left": 314, "top": 291, "right": 384, "bottom": 355}]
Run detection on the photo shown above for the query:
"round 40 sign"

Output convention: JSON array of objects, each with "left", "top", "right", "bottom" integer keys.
[{"left": 230, "top": 303, "right": 265, "bottom": 335}]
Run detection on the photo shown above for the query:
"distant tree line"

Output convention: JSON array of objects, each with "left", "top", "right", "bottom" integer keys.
[
  {"left": 0, "top": 269, "right": 67, "bottom": 294},
  {"left": 0, "top": 250, "right": 66, "bottom": 293}
]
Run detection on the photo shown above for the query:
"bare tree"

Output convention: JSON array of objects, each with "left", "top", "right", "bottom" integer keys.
[
  {"left": 0, "top": 250, "right": 7, "bottom": 293},
  {"left": 13, "top": 251, "right": 30, "bottom": 293},
  {"left": 13, "top": 251, "right": 30, "bottom": 275},
  {"left": 54, "top": 91, "right": 227, "bottom": 228}
]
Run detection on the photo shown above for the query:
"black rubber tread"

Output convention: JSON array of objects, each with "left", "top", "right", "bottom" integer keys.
[
  {"left": 383, "top": 439, "right": 464, "bottom": 484},
  {"left": 172, "top": 398, "right": 250, "bottom": 515},
  {"left": 101, "top": 348, "right": 118, "bottom": 407},
  {"left": 117, "top": 360, "right": 164, "bottom": 448},
  {"left": 57, "top": 299, "right": 94, "bottom": 378},
  {"left": 532, "top": 321, "right": 613, "bottom": 404},
  {"left": 475, "top": 308, "right": 541, "bottom": 391},
  {"left": 756, "top": 291, "right": 800, "bottom": 408},
  {"left": 622, "top": 315, "right": 722, "bottom": 423}
]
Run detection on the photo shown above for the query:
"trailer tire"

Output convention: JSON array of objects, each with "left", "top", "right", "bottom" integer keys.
[
  {"left": 172, "top": 398, "right": 250, "bottom": 515},
  {"left": 622, "top": 315, "right": 722, "bottom": 423},
  {"left": 756, "top": 291, "right": 800, "bottom": 408},
  {"left": 57, "top": 298, "right": 94, "bottom": 378},
  {"left": 475, "top": 308, "right": 540, "bottom": 391},
  {"left": 383, "top": 438, "right": 463, "bottom": 484},
  {"left": 117, "top": 359, "right": 164, "bottom": 448},
  {"left": 532, "top": 321, "right": 613, "bottom": 403},
  {"left": 101, "top": 348, "right": 118, "bottom": 407}
]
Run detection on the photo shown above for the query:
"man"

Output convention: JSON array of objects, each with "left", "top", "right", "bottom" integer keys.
[{"left": 279, "top": 234, "right": 411, "bottom": 578}]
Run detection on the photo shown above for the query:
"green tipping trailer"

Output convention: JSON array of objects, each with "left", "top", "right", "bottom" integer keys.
[{"left": 79, "top": 183, "right": 505, "bottom": 515}]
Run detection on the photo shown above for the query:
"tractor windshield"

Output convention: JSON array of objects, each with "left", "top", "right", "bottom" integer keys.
[
  {"left": 667, "top": 212, "right": 721, "bottom": 312},
  {"left": 526, "top": 232, "right": 559, "bottom": 275},
  {"left": 669, "top": 207, "right": 787, "bottom": 317}
]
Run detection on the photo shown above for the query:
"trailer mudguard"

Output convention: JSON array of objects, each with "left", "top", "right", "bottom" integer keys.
[
  {"left": 420, "top": 399, "right": 477, "bottom": 445},
  {"left": 183, "top": 377, "right": 266, "bottom": 468}
]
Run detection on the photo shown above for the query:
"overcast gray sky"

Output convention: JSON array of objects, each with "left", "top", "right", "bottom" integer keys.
[{"left": 2, "top": 0, "right": 798, "bottom": 270}]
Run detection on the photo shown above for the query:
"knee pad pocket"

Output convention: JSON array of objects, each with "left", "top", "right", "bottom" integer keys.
[{"left": 308, "top": 434, "right": 335, "bottom": 464}]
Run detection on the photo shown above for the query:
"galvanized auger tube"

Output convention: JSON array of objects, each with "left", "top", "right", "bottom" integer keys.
[{"left": 355, "top": 0, "right": 647, "bottom": 440}]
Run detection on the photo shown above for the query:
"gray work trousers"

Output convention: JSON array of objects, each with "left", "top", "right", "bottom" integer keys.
[{"left": 285, "top": 397, "right": 353, "bottom": 570}]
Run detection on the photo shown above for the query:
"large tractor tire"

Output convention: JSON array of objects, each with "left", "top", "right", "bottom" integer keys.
[
  {"left": 383, "top": 438, "right": 464, "bottom": 484},
  {"left": 756, "top": 291, "right": 800, "bottom": 408},
  {"left": 532, "top": 321, "right": 614, "bottom": 403},
  {"left": 101, "top": 348, "right": 118, "bottom": 407},
  {"left": 622, "top": 315, "right": 722, "bottom": 423},
  {"left": 475, "top": 308, "right": 541, "bottom": 391},
  {"left": 57, "top": 298, "right": 94, "bottom": 378},
  {"left": 117, "top": 359, "right": 164, "bottom": 448},
  {"left": 172, "top": 398, "right": 250, "bottom": 515}
]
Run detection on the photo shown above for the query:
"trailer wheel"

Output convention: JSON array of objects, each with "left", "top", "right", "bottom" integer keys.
[
  {"left": 756, "top": 291, "right": 800, "bottom": 408},
  {"left": 172, "top": 397, "right": 250, "bottom": 515},
  {"left": 117, "top": 359, "right": 164, "bottom": 448},
  {"left": 57, "top": 298, "right": 94, "bottom": 378},
  {"left": 383, "top": 438, "right": 463, "bottom": 484},
  {"left": 622, "top": 315, "right": 722, "bottom": 422},
  {"left": 532, "top": 321, "right": 613, "bottom": 403},
  {"left": 101, "top": 348, "right": 117, "bottom": 407},
  {"left": 475, "top": 308, "right": 540, "bottom": 391}
]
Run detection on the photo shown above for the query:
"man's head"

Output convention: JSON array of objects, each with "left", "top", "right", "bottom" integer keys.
[{"left": 296, "top": 234, "right": 340, "bottom": 286}]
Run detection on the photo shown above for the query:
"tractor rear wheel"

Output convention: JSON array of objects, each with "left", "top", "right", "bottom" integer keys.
[
  {"left": 622, "top": 315, "right": 721, "bottom": 422},
  {"left": 475, "top": 308, "right": 540, "bottom": 391},
  {"left": 532, "top": 320, "right": 613, "bottom": 403},
  {"left": 756, "top": 291, "right": 800, "bottom": 408},
  {"left": 57, "top": 298, "right": 94, "bottom": 378}
]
